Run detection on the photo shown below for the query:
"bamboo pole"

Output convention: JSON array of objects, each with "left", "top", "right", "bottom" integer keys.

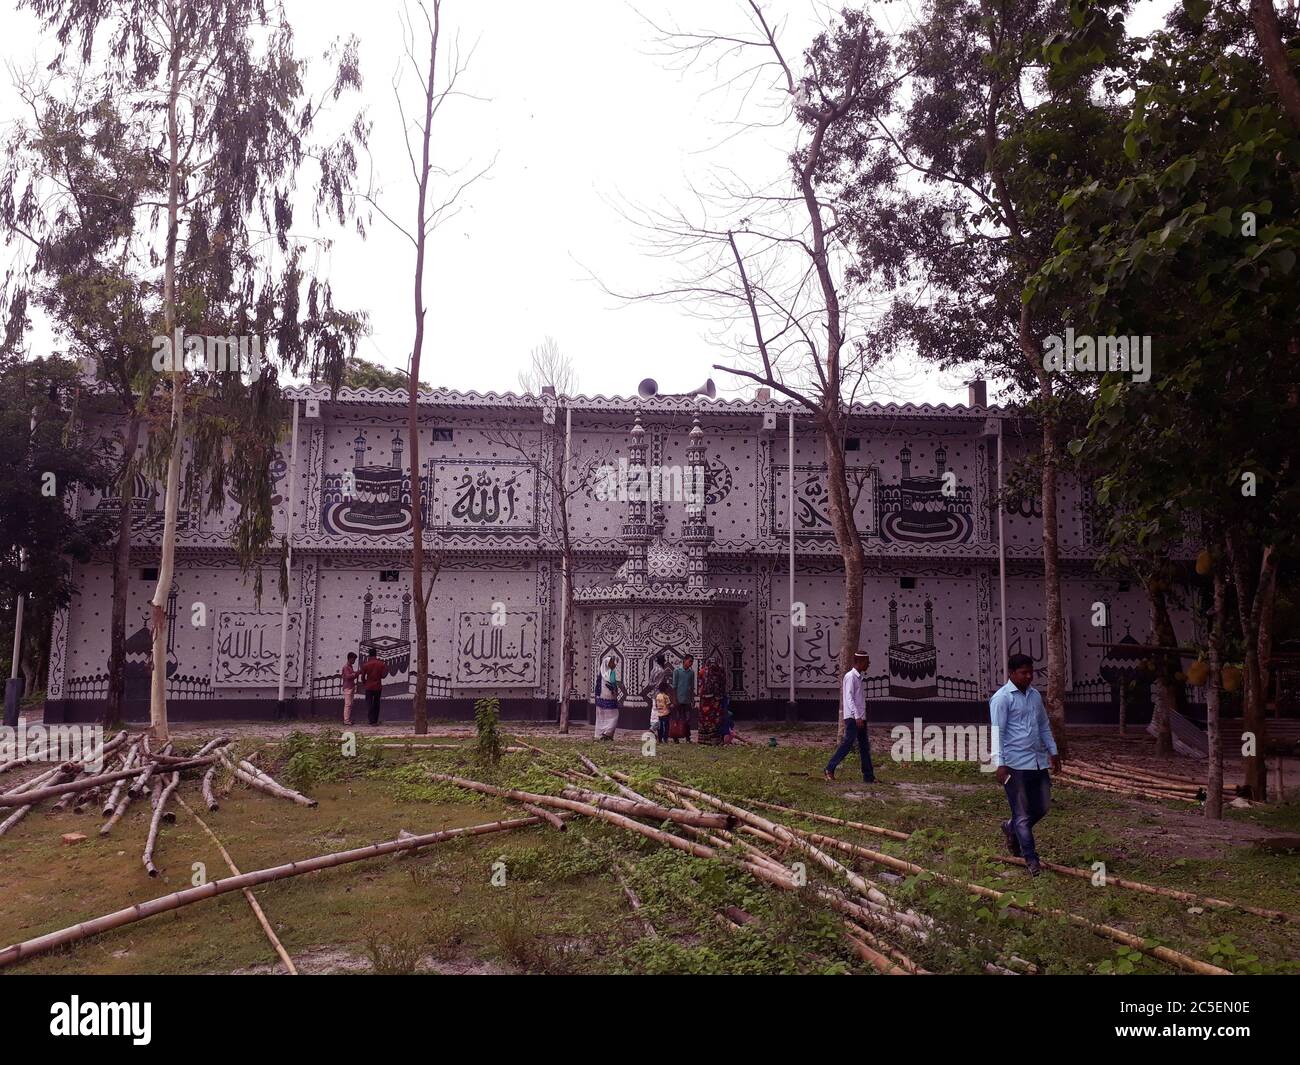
[
  {"left": 427, "top": 772, "right": 721, "bottom": 860},
  {"left": 613, "top": 859, "right": 655, "bottom": 937},
  {"left": 842, "top": 928, "right": 913, "bottom": 975},
  {"left": 0, "top": 764, "right": 68, "bottom": 836},
  {"left": 103, "top": 744, "right": 141, "bottom": 816},
  {"left": 558, "top": 786, "right": 734, "bottom": 830},
  {"left": 202, "top": 764, "right": 219, "bottom": 811},
  {"left": 1067, "top": 760, "right": 1224, "bottom": 795},
  {"left": 0, "top": 814, "right": 552, "bottom": 968},
  {"left": 143, "top": 772, "right": 180, "bottom": 877},
  {"left": 991, "top": 855, "right": 1299, "bottom": 923},
  {"left": 99, "top": 781, "right": 134, "bottom": 837},
  {"left": 217, "top": 752, "right": 317, "bottom": 808},
  {"left": 739, "top": 796, "right": 911, "bottom": 842},
  {"left": 175, "top": 795, "right": 298, "bottom": 974},
  {"left": 799, "top": 830, "right": 1229, "bottom": 976},
  {"left": 0, "top": 756, "right": 212, "bottom": 808},
  {"left": 520, "top": 802, "right": 565, "bottom": 830},
  {"left": 656, "top": 778, "right": 922, "bottom": 928},
  {"left": 237, "top": 758, "right": 318, "bottom": 807}
]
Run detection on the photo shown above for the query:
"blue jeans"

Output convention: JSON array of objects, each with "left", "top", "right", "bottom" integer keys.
[
  {"left": 826, "top": 721, "right": 874, "bottom": 781},
  {"left": 1003, "top": 768, "right": 1052, "bottom": 864}
]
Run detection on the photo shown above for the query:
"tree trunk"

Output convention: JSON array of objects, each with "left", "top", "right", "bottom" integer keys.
[
  {"left": 1035, "top": 380, "right": 1069, "bottom": 758},
  {"left": 148, "top": 24, "right": 186, "bottom": 745},
  {"left": 406, "top": 9, "right": 441, "bottom": 737},
  {"left": 559, "top": 541, "right": 575, "bottom": 735},
  {"left": 823, "top": 420, "right": 864, "bottom": 741},
  {"left": 1227, "top": 532, "right": 1276, "bottom": 799},
  {"left": 1148, "top": 580, "right": 1176, "bottom": 757},
  {"left": 106, "top": 412, "right": 143, "bottom": 727},
  {"left": 1205, "top": 565, "right": 1226, "bottom": 820},
  {"left": 1250, "top": 0, "right": 1300, "bottom": 130}
]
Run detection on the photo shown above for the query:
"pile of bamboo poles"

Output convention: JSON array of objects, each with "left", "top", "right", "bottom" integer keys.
[
  {"left": 0, "top": 732, "right": 316, "bottom": 878},
  {"left": 1057, "top": 759, "right": 1247, "bottom": 804},
  {"left": 0, "top": 737, "right": 1274, "bottom": 975}
]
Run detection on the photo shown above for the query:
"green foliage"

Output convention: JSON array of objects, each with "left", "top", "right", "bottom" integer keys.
[
  {"left": 1033, "top": 0, "right": 1300, "bottom": 573},
  {"left": 474, "top": 697, "right": 504, "bottom": 767},
  {"left": 277, "top": 729, "right": 384, "bottom": 792},
  {"left": 341, "top": 355, "right": 430, "bottom": 393},
  {"left": 363, "top": 922, "right": 427, "bottom": 975}
]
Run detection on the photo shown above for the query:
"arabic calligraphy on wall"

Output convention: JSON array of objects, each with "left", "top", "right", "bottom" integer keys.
[
  {"left": 995, "top": 616, "right": 1073, "bottom": 692},
  {"left": 432, "top": 461, "right": 537, "bottom": 531},
  {"left": 771, "top": 465, "right": 877, "bottom": 537},
  {"left": 454, "top": 610, "right": 539, "bottom": 686},
  {"left": 767, "top": 613, "right": 842, "bottom": 688},
  {"left": 212, "top": 611, "right": 302, "bottom": 687}
]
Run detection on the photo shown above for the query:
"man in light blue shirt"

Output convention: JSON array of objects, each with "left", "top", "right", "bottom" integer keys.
[{"left": 989, "top": 654, "right": 1061, "bottom": 875}]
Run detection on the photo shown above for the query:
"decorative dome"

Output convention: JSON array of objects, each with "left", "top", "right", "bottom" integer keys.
[{"left": 614, "top": 536, "right": 688, "bottom": 586}]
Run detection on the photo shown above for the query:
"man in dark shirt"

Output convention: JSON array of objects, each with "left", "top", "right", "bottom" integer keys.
[
  {"left": 671, "top": 654, "right": 696, "bottom": 743},
  {"left": 360, "top": 648, "right": 386, "bottom": 726}
]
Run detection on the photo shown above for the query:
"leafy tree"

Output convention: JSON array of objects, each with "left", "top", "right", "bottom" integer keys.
[
  {"left": 340, "top": 355, "right": 430, "bottom": 393},
  {"left": 1033, "top": 0, "right": 1300, "bottom": 800},
  {"left": 14, "top": 0, "right": 367, "bottom": 740},
  {"left": 0, "top": 355, "right": 110, "bottom": 700},
  {"left": 813, "top": 0, "right": 1125, "bottom": 750}
]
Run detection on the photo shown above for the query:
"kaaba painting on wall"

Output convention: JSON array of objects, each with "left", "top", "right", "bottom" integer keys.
[
  {"left": 61, "top": 583, "right": 212, "bottom": 701},
  {"left": 887, "top": 596, "right": 938, "bottom": 699},
  {"left": 359, "top": 588, "right": 412, "bottom": 677},
  {"left": 320, "top": 428, "right": 538, "bottom": 535},
  {"left": 770, "top": 444, "right": 972, "bottom": 544}
]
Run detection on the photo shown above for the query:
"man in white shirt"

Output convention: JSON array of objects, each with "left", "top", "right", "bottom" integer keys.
[{"left": 824, "top": 651, "right": 876, "bottom": 783}]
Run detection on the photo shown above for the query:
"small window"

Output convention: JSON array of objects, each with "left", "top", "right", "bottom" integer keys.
[
  {"left": 379, "top": 570, "right": 400, "bottom": 582},
  {"left": 899, "top": 577, "right": 916, "bottom": 590},
  {"left": 140, "top": 567, "right": 159, "bottom": 581},
  {"left": 845, "top": 437, "right": 861, "bottom": 451},
  {"left": 430, "top": 428, "right": 453, "bottom": 442}
]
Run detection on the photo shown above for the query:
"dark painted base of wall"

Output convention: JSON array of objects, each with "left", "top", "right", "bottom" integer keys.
[{"left": 43, "top": 695, "right": 1161, "bottom": 728}]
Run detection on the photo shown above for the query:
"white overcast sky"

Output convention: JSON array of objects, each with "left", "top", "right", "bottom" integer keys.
[{"left": 0, "top": 0, "right": 1171, "bottom": 405}]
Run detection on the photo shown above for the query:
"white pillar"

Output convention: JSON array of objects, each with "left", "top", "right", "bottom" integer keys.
[{"left": 276, "top": 398, "right": 301, "bottom": 709}]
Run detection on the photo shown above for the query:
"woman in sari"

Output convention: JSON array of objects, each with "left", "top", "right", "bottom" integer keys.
[
  {"left": 697, "top": 657, "right": 726, "bottom": 745},
  {"left": 594, "top": 655, "right": 622, "bottom": 741}
]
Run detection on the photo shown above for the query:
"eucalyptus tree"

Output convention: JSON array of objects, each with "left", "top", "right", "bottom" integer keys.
[
  {"left": 15, "top": 0, "right": 367, "bottom": 739},
  {"left": 1, "top": 74, "right": 162, "bottom": 725}
]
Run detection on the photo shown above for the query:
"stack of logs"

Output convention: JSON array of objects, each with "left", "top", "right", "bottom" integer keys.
[
  {"left": 1056, "top": 759, "right": 1248, "bottom": 805},
  {"left": 0, "top": 732, "right": 317, "bottom": 876}
]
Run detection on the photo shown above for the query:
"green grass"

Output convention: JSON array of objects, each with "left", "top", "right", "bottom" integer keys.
[{"left": 2, "top": 729, "right": 1298, "bottom": 974}]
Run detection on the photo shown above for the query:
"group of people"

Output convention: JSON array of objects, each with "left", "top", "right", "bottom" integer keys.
[
  {"left": 340, "top": 649, "right": 388, "bottom": 726},
  {"left": 823, "top": 649, "right": 1060, "bottom": 877},
  {"left": 341, "top": 638, "right": 1060, "bottom": 876},
  {"left": 594, "top": 652, "right": 733, "bottom": 746}
]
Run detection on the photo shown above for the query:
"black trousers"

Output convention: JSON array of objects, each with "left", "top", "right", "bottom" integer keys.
[
  {"left": 366, "top": 689, "right": 381, "bottom": 725},
  {"left": 826, "top": 721, "right": 875, "bottom": 781}
]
